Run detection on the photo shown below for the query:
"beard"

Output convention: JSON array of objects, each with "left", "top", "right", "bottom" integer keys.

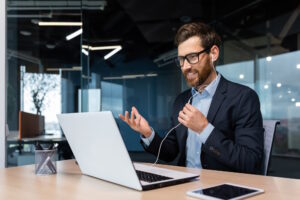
[{"left": 183, "top": 62, "right": 213, "bottom": 88}]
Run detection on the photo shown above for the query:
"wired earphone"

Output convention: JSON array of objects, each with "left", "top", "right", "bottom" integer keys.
[{"left": 152, "top": 54, "right": 217, "bottom": 165}]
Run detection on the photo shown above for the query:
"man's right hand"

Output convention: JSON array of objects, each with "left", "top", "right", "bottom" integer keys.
[{"left": 119, "top": 106, "right": 152, "bottom": 138}]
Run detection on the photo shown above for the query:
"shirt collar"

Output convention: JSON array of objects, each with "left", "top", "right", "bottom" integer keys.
[{"left": 191, "top": 73, "right": 221, "bottom": 97}]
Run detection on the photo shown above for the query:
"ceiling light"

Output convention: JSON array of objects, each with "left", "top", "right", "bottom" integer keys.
[
  {"left": 46, "top": 67, "right": 81, "bottom": 72},
  {"left": 100, "top": 5, "right": 105, "bottom": 11},
  {"left": 66, "top": 28, "right": 82, "bottom": 41},
  {"left": 276, "top": 83, "right": 282, "bottom": 88},
  {"left": 296, "top": 102, "right": 300, "bottom": 107},
  {"left": 82, "top": 75, "right": 92, "bottom": 80},
  {"left": 239, "top": 74, "right": 244, "bottom": 79},
  {"left": 46, "top": 44, "right": 55, "bottom": 49},
  {"left": 38, "top": 22, "right": 82, "bottom": 26},
  {"left": 82, "top": 45, "right": 122, "bottom": 51},
  {"left": 266, "top": 56, "right": 272, "bottom": 62},
  {"left": 92, "top": 46, "right": 120, "bottom": 50},
  {"left": 104, "top": 46, "right": 122, "bottom": 60},
  {"left": 264, "top": 84, "right": 269, "bottom": 89},
  {"left": 122, "top": 74, "right": 145, "bottom": 79},
  {"left": 291, "top": 98, "right": 296, "bottom": 102},
  {"left": 72, "top": 66, "right": 82, "bottom": 70},
  {"left": 20, "top": 30, "right": 31, "bottom": 36},
  {"left": 103, "top": 74, "right": 145, "bottom": 80},
  {"left": 288, "top": 90, "right": 291, "bottom": 94},
  {"left": 31, "top": 19, "right": 39, "bottom": 24},
  {"left": 279, "top": 95, "right": 282, "bottom": 99},
  {"left": 82, "top": 49, "right": 89, "bottom": 56},
  {"left": 297, "top": 64, "right": 300, "bottom": 69},
  {"left": 103, "top": 76, "right": 123, "bottom": 80},
  {"left": 146, "top": 73, "right": 158, "bottom": 77},
  {"left": 103, "top": 73, "right": 157, "bottom": 80},
  {"left": 81, "top": 45, "right": 122, "bottom": 59}
]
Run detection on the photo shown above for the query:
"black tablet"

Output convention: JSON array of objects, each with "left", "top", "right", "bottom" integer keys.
[{"left": 186, "top": 183, "right": 264, "bottom": 200}]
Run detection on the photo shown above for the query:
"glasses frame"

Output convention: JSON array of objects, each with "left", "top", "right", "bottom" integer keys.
[{"left": 175, "top": 47, "right": 210, "bottom": 68}]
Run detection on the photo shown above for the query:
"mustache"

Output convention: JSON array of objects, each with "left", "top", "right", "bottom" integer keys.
[{"left": 183, "top": 69, "right": 198, "bottom": 76}]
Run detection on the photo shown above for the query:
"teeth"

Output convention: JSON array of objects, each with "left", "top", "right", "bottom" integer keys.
[{"left": 187, "top": 72, "right": 197, "bottom": 79}]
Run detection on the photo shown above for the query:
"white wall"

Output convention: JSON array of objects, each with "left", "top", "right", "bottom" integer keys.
[{"left": 0, "top": 0, "right": 7, "bottom": 168}]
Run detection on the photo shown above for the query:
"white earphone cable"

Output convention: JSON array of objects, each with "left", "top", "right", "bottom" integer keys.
[
  {"left": 152, "top": 84, "right": 208, "bottom": 165},
  {"left": 151, "top": 49, "right": 216, "bottom": 165}
]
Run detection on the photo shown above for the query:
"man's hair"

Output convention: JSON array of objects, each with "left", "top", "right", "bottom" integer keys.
[{"left": 175, "top": 22, "right": 221, "bottom": 49}]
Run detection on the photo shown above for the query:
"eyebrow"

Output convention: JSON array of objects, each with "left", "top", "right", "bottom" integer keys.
[
  {"left": 178, "top": 52, "right": 197, "bottom": 57},
  {"left": 178, "top": 50, "right": 205, "bottom": 57}
]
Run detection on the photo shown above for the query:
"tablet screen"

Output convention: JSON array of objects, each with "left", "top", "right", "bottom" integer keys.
[{"left": 192, "top": 184, "right": 258, "bottom": 199}]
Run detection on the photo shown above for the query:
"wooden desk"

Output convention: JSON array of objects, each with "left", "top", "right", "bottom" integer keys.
[{"left": 0, "top": 160, "right": 299, "bottom": 200}]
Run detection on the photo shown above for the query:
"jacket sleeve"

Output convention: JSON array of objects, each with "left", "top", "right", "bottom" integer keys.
[{"left": 202, "top": 89, "right": 264, "bottom": 174}]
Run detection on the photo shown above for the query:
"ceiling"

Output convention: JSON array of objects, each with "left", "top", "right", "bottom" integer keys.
[{"left": 6, "top": 0, "right": 300, "bottom": 71}]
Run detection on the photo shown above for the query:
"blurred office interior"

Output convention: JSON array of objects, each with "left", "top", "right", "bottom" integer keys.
[{"left": 2, "top": 0, "right": 300, "bottom": 178}]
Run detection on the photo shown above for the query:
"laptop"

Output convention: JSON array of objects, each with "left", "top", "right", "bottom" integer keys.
[{"left": 57, "top": 111, "right": 199, "bottom": 191}]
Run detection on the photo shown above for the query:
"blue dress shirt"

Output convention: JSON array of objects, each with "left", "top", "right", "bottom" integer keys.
[{"left": 142, "top": 74, "right": 221, "bottom": 168}]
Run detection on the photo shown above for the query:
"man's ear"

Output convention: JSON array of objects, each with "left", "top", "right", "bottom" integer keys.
[{"left": 210, "top": 45, "right": 219, "bottom": 62}]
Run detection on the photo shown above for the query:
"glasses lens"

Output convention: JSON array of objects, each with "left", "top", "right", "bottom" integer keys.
[{"left": 186, "top": 53, "right": 199, "bottom": 64}]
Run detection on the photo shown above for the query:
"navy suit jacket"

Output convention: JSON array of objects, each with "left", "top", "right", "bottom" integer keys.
[{"left": 143, "top": 75, "right": 264, "bottom": 174}]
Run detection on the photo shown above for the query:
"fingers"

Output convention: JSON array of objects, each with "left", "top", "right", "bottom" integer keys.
[
  {"left": 125, "top": 111, "right": 129, "bottom": 122},
  {"left": 132, "top": 106, "right": 139, "bottom": 115},
  {"left": 132, "top": 106, "right": 142, "bottom": 123},
  {"left": 183, "top": 106, "right": 190, "bottom": 116},
  {"left": 119, "top": 114, "right": 125, "bottom": 121},
  {"left": 130, "top": 109, "right": 135, "bottom": 125},
  {"left": 178, "top": 104, "right": 197, "bottom": 127},
  {"left": 119, "top": 107, "right": 140, "bottom": 127},
  {"left": 178, "top": 110, "right": 189, "bottom": 127},
  {"left": 178, "top": 110, "right": 186, "bottom": 120},
  {"left": 135, "top": 114, "right": 141, "bottom": 128},
  {"left": 182, "top": 104, "right": 195, "bottom": 116},
  {"left": 178, "top": 115, "right": 187, "bottom": 126},
  {"left": 119, "top": 111, "right": 130, "bottom": 124},
  {"left": 185, "top": 103, "right": 195, "bottom": 111}
]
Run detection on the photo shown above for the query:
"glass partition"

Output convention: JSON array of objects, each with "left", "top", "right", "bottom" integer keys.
[
  {"left": 6, "top": 0, "right": 82, "bottom": 166},
  {"left": 257, "top": 51, "right": 300, "bottom": 156},
  {"left": 217, "top": 50, "right": 300, "bottom": 157}
]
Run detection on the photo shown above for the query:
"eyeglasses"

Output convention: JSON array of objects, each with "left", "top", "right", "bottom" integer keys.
[{"left": 175, "top": 48, "right": 210, "bottom": 68}]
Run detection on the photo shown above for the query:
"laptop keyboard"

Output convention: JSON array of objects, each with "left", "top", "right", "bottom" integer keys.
[{"left": 136, "top": 170, "right": 172, "bottom": 183}]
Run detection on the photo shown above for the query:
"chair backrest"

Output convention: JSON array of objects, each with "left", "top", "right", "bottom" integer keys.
[
  {"left": 18, "top": 111, "right": 45, "bottom": 139},
  {"left": 262, "top": 120, "right": 280, "bottom": 175}
]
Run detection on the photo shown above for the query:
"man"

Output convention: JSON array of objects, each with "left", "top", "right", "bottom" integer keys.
[{"left": 120, "top": 22, "right": 264, "bottom": 174}]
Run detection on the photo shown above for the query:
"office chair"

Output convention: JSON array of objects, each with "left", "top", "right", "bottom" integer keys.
[{"left": 262, "top": 120, "right": 280, "bottom": 175}]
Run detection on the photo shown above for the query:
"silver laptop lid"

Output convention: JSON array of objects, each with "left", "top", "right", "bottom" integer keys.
[{"left": 57, "top": 111, "right": 142, "bottom": 191}]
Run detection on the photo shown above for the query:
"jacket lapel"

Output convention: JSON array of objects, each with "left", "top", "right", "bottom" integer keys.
[{"left": 207, "top": 76, "right": 227, "bottom": 123}]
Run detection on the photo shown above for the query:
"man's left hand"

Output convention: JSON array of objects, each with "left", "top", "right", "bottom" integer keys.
[{"left": 178, "top": 103, "right": 208, "bottom": 133}]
